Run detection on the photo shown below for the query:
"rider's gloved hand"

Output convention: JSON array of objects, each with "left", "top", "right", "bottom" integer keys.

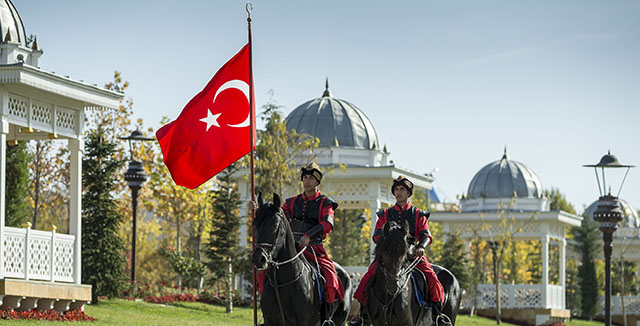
[{"left": 298, "top": 234, "right": 311, "bottom": 248}]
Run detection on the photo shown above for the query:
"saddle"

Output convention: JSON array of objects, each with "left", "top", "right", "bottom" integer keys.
[
  {"left": 411, "top": 269, "right": 430, "bottom": 308},
  {"left": 305, "top": 248, "right": 325, "bottom": 302}
]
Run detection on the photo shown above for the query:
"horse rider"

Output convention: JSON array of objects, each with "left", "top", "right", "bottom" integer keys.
[
  {"left": 252, "top": 163, "right": 344, "bottom": 322},
  {"left": 351, "top": 175, "right": 444, "bottom": 326}
]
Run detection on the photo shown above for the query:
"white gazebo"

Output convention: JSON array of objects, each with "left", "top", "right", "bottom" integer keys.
[
  {"left": 430, "top": 151, "right": 582, "bottom": 326},
  {"left": 0, "top": 0, "right": 121, "bottom": 312}
]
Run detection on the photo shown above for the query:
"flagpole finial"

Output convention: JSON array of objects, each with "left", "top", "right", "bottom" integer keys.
[{"left": 246, "top": 1, "right": 253, "bottom": 20}]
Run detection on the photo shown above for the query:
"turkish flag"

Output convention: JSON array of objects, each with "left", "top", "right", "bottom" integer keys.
[{"left": 156, "top": 44, "right": 255, "bottom": 189}]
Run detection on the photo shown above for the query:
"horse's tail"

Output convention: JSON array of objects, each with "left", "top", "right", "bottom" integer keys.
[
  {"left": 432, "top": 264, "right": 462, "bottom": 325},
  {"left": 333, "top": 262, "right": 352, "bottom": 324}
]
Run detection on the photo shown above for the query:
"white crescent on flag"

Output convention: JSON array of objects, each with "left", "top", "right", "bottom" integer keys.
[{"left": 213, "top": 79, "right": 250, "bottom": 128}]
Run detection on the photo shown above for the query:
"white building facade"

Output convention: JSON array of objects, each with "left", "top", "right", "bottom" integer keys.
[{"left": 0, "top": 0, "right": 121, "bottom": 312}]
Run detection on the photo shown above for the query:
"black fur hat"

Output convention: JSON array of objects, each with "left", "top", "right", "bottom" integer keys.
[
  {"left": 391, "top": 175, "right": 414, "bottom": 197},
  {"left": 301, "top": 162, "right": 323, "bottom": 184}
]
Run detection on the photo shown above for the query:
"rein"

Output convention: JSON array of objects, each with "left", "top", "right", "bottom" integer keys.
[
  {"left": 256, "top": 242, "right": 309, "bottom": 325},
  {"left": 370, "top": 256, "right": 422, "bottom": 326}
]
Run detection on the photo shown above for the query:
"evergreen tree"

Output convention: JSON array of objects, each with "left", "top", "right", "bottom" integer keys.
[
  {"left": 572, "top": 217, "right": 600, "bottom": 319},
  {"left": 206, "top": 163, "right": 241, "bottom": 313},
  {"left": 545, "top": 188, "right": 576, "bottom": 214},
  {"left": 566, "top": 259, "right": 582, "bottom": 317},
  {"left": 327, "top": 209, "right": 368, "bottom": 266},
  {"left": 526, "top": 241, "right": 542, "bottom": 284},
  {"left": 82, "top": 129, "right": 127, "bottom": 303},
  {"left": 438, "top": 232, "right": 472, "bottom": 291},
  {"left": 505, "top": 241, "right": 521, "bottom": 284},
  {"left": 5, "top": 141, "right": 30, "bottom": 227}
]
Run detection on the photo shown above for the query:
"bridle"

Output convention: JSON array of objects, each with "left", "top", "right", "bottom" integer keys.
[
  {"left": 370, "top": 244, "right": 422, "bottom": 326},
  {"left": 253, "top": 210, "right": 310, "bottom": 325}
]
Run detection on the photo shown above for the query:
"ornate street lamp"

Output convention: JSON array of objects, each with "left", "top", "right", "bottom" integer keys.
[
  {"left": 356, "top": 212, "right": 369, "bottom": 229},
  {"left": 120, "top": 129, "right": 154, "bottom": 283},
  {"left": 584, "top": 151, "right": 635, "bottom": 326}
]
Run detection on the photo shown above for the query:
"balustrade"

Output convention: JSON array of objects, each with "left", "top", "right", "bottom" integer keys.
[{"left": 2, "top": 226, "right": 76, "bottom": 283}]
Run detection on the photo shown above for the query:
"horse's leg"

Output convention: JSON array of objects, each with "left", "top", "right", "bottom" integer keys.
[{"left": 332, "top": 262, "right": 352, "bottom": 325}]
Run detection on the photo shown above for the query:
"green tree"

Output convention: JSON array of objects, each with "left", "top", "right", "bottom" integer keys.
[
  {"left": 572, "top": 216, "right": 599, "bottom": 319},
  {"left": 544, "top": 188, "right": 576, "bottom": 214},
  {"left": 253, "top": 98, "right": 317, "bottom": 196},
  {"left": 438, "top": 232, "right": 472, "bottom": 291},
  {"left": 142, "top": 122, "right": 208, "bottom": 287},
  {"left": 565, "top": 259, "right": 582, "bottom": 318},
  {"left": 82, "top": 129, "right": 127, "bottom": 303},
  {"left": 5, "top": 141, "right": 30, "bottom": 227},
  {"left": 525, "top": 241, "right": 542, "bottom": 284},
  {"left": 206, "top": 163, "right": 241, "bottom": 313},
  {"left": 327, "top": 209, "right": 368, "bottom": 266},
  {"left": 27, "top": 140, "right": 56, "bottom": 229}
]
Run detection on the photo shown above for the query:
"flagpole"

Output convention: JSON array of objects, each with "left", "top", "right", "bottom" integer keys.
[{"left": 246, "top": 2, "right": 258, "bottom": 326}]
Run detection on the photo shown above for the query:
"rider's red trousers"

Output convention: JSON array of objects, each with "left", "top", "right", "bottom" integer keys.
[
  {"left": 257, "top": 244, "right": 344, "bottom": 303},
  {"left": 353, "top": 256, "right": 444, "bottom": 304}
]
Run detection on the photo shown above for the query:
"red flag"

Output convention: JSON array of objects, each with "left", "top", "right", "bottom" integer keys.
[{"left": 156, "top": 44, "right": 255, "bottom": 189}]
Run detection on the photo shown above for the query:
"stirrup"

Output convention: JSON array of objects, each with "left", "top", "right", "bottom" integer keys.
[
  {"left": 322, "top": 320, "right": 336, "bottom": 326},
  {"left": 435, "top": 313, "right": 452, "bottom": 326}
]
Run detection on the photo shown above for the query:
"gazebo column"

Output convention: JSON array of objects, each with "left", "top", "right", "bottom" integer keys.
[
  {"left": 559, "top": 239, "right": 566, "bottom": 308},
  {"left": 541, "top": 235, "right": 549, "bottom": 308},
  {"left": 0, "top": 118, "right": 7, "bottom": 280},
  {"left": 69, "top": 138, "right": 83, "bottom": 285},
  {"left": 637, "top": 262, "right": 640, "bottom": 293},
  {"left": 369, "top": 199, "right": 380, "bottom": 261}
]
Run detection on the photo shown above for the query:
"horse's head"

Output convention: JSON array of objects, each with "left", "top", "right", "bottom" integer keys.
[
  {"left": 374, "top": 220, "right": 410, "bottom": 295},
  {"left": 251, "top": 192, "right": 286, "bottom": 271}
]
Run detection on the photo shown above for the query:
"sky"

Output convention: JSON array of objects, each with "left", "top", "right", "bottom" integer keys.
[{"left": 17, "top": 1, "right": 640, "bottom": 214}]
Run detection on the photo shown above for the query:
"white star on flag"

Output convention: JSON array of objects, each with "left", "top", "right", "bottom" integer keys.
[{"left": 199, "top": 109, "right": 221, "bottom": 132}]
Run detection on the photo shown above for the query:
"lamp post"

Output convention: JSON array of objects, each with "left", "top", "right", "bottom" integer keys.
[
  {"left": 487, "top": 240, "right": 501, "bottom": 324},
  {"left": 120, "top": 129, "right": 154, "bottom": 283},
  {"left": 584, "top": 151, "right": 635, "bottom": 326}
]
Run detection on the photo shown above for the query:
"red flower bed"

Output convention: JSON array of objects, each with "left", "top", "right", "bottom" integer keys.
[
  {"left": 143, "top": 294, "right": 197, "bottom": 304},
  {"left": 0, "top": 308, "right": 96, "bottom": 321}
]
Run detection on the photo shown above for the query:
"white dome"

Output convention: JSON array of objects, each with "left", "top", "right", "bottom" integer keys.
[
  {"left": 0, "top": 0, "right": 27, "bottom": 46},
  {"left": 285, "top": 81, "right": 379, "bottom": 150},
  {"left": 467, "top": 151, "right": 542, "bottom": 199}
]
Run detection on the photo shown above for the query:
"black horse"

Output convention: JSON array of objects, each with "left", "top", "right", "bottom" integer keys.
[
  {"left": 363, "top": 221, "right": 461, "bottom": 326},
  {"left": 252, "top": 193, "right": 352, "bottom": 326}
]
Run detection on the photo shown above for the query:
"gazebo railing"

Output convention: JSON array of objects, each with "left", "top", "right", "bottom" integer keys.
[
  {"left": 476, "top": 284, "right": 564, "bottom": 309},
  {"left": 345, "top": 268, "right": 566, "bottom": 310},
  {"left": 599, "top": 296, "right": 640, "bottom": 315},
  {"left": 2, "top": 226, "right": 76, "bottom": 283}
]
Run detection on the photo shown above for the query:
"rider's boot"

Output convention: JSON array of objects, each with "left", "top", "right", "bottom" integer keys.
[
  {"left": 348, "top": 301, "right": 370, "bottom": 326},
  {"left": 321, "top": 299, "right": 337, "bottom": 326},
  {"left": 431, "top": 300, "right": 451, "bottom": 326}
]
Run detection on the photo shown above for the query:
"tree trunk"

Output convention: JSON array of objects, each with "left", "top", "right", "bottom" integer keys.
[
  {"left": 621, "top": 259, "right": 626, "bottom": 326},
  {"left": 492, "top": 245, "right": 501, "bottom": 325},
  {"left": 196, "top": 203, "right": 204, "bottom": 295},
  {"left": 226, "top": 257, "right": 233, "bottom": 313}
]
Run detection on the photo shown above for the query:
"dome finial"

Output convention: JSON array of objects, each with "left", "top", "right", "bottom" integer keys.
[
  {"left": 4, "top": 28, "right": 12, "bottom": 43},
  {"left": 31, "top": 37, "right": 39, "bottom": 51},
  {"left": 322, "top": 77, "right": 332, "bottom": 97},
  {"left": 502, "top": 146, "right": 508, "bottom": 160}
]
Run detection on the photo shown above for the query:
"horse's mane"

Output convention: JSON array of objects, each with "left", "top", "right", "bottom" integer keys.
[
  {"left": 253, "top": 200, "right": 292, "bottom": 235},
  {"left": 373, "top": 221, "right": 408, "bottom": 262}
]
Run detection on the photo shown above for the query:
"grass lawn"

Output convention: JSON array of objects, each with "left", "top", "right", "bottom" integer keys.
[{"left": 0, "top": 299, "right": 606, "bottom": 325}]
